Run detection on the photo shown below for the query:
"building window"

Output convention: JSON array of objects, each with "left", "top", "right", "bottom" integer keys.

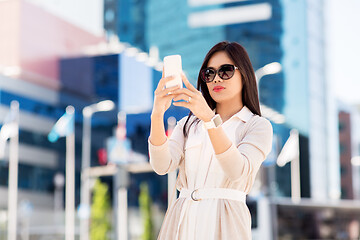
[
  {"left": 339, "top": 143, "right": 346, "bottom": 155},
  {"left": 105, "top": 9, "right": 115, "bottom": 23},
  {"left": 340, "top": 166, "right": 347, "bottom": 175},
  {"left": 338, "top": 121, "right": 345, "bottom": 131}
]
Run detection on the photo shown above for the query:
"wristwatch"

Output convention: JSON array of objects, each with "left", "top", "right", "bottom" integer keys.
[{"left": 203, "top": 114, "right": 223, "bottom": 129}]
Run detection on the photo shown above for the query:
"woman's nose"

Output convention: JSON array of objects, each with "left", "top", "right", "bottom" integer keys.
[{"left": 213, "top": 75, "right": 223, "bottom": 83}]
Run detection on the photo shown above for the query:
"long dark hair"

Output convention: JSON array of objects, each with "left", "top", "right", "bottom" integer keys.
[{"left": 183, "top": 41, "right": 261, "bottom": 137}]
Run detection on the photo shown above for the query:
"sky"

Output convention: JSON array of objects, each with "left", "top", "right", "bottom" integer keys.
[
  {"left": 326, "top": 0, "right": 360, "bottom": 105},
  {"left": 27, "top": 0, "right": 104, "bottom": 36}
]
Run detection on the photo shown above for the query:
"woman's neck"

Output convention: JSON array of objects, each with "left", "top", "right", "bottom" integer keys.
[{"left": 216, "top": 102, "right": 244, "bottom": 122}]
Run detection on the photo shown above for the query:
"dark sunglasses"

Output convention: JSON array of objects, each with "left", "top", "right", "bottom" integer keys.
[{"left": 200, "top": 64, "right": 239, "bottom": 83}]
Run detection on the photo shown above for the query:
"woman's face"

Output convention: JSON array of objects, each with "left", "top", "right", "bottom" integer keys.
[{"left": 206, "top": 51, "right": 243, "bottom": 106}]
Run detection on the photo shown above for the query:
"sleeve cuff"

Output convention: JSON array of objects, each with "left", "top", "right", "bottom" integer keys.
[
  {"left": 215, "top": 143, "right": 239, "bottom": 162},
  {"left": 148, "top": 137, "right": 169, "bottom": 152}
]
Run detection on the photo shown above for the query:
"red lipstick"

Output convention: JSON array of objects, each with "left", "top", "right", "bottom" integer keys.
[{"left": 213, "top": 86, "right": 225, "bottom": 92}]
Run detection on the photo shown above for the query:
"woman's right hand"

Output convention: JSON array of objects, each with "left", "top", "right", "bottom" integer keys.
[{"left": 152, "top": 75, "right": 180, "bottom": 117}]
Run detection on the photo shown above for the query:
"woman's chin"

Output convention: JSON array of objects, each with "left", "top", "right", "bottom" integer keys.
[{"left": 212, "top": 97, "right": 227, "bottom": 104}]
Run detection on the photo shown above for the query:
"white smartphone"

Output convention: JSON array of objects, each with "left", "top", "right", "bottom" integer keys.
[{"left": 163, "top": 55, "right": 183, "bottom": 89}]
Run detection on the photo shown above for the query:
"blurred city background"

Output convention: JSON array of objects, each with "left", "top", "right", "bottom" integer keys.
[{"left": 0, "top": 0, "right": 360, "bottom": 239}]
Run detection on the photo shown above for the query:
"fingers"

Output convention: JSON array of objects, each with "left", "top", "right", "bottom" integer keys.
[
  {"left": 163, "top": 94, "right": 174, "bottom": 102},
  {"left": 172, "top": 93, "right": 190, "bottom": 102},
  {"left": 170, "top": 87, "right": 195, "bottom": 97},
  {"left": 181, "top": 72, "right": 197, "bottom": 91},
  {"left": 156, "top": 76, "right": 175, "bottom": 92},
  {"left": 172, "top": 101, "right": 190, "bottom": 108},
  {"left": 157, "top": 85, "right": 180, "bottom": 98}
]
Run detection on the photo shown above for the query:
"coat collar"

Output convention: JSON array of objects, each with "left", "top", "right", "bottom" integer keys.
[
  {"left": 213, "top": 105, "right": 254, "bottom": 123},
  {"left": 231, "top": 105, "right": 254, "bottom": 122}
]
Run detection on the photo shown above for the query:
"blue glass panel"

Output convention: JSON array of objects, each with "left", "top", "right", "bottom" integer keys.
[
  {"left": 93, "top": 54, "right": 119, "bottom": 103},
  {"left": 60, "top": 57, "right": 95, "bottom": 97},
  {"left": 118, "top": 0, "right": 147, "bottom": 51},
  {"left": 0, "top": 91, "right": 64, "bottom": 120}
]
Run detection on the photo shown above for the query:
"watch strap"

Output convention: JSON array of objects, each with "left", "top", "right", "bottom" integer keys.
[{"left": 203, "top": 114, "right": 222, "bottom": 129}]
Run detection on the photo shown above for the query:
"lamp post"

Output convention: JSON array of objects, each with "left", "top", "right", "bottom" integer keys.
[
  {"left": 255, "top": 62, "right": 282, "bottom": 83},
  {"left": 253, "top": 63, "right": 282, "bottom": 239},
  {"left": 80, "top": 100, "right": 115, "bottom": 240},
  {"left": 166, "top": 117, "right": 177, "bottom": 206},
  {"left": 53, "top": 173, "right": 65, "bottom": 211},
  {"left": 255, "top": 62, "right": 284, "bottom": 124},
  {"left": 254, "top": 62, "right": 283, "bottom": 198},
  {"left": 5, "top": 101, "right": 19, "bottom": 240}
]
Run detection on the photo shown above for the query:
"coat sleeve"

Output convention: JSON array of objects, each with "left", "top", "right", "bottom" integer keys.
[
  {"left": 215, "top": 117, "right": 273, "bottom": 182},
  {"left": 148, "top": 117, "right": 186, "bottom": 175}
]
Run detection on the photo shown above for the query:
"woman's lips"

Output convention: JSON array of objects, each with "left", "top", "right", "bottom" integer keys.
[{"left": 213, "top": 86, "right": 225, "bottom": 92}]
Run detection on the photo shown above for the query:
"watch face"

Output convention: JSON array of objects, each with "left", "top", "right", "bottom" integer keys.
[{"left": 213, "top": 114, "right": 223, "bottom": 127}]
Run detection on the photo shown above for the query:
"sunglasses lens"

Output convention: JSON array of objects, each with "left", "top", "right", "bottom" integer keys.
[
  {"left": 218, "top": 65, "right": 235, "bottom": 80},
  {"left": 201, "top": 68, "right": 215, "bottom": 82}
]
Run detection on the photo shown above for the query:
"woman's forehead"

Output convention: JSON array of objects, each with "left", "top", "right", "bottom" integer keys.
[{"left": 208, "top": 51, "right": 234, "bottom": 68}]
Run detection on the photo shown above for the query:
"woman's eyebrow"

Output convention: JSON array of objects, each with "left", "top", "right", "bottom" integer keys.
[{"left": 208, "top": 63, "right": 231, "bottom": 69}]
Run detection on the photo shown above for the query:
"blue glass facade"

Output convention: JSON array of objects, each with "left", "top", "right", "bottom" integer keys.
[
  {"left": 106, "top": 0, "right": 148, "bottom": 51},
  {"left": 280, "top": 0, "right": 309, "bottom": 135},
  {"left": 60, "top": 55, "right": 119, "bottom": 107},
  {"left": 224, "top": 0, "right": 284, "bottom": 114},
  {"left": 147, "top": 1, "right": 226, "bottom": 82},
  {"left": 0, "top": 91, "right": 64, "bottom": 120},
  {"left": 126, "top": 0, "right": 147, "bottom": 51}
]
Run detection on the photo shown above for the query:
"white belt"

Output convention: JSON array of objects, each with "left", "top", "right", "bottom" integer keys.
[
  {"left": 174, "top": 188, "right": 246, "bottom": 239},
  {"left": 179, "top": 188, "right": 246, "bottom": 202}
]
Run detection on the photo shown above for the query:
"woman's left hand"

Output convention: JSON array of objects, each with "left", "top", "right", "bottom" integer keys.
[{"left": 172, "top": 72, "right": 215, "bottom": 122}]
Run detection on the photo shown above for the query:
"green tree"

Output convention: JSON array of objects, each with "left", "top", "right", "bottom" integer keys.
[
  {"left": 90, "top": 179, "right": 111, "bottom": 240},
  {"left": 139, "top": 182, "right": 154, "bottom": 240}
]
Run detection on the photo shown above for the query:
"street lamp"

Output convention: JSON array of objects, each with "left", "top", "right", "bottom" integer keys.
[
  {"left": 254, "top": 62, "right": 284, "bottom": 202},
  {"left": 254, "top": 62, "right": 285, "bottom": 124},
  {"left": 80, "top": 100, "right": 115, "bottom": 240},
  {"left": 255, "top": 62, "right": 282, "bottom": 95},
  {"left": 255, "top": 62, "right": 282, "bottom": 83}
]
